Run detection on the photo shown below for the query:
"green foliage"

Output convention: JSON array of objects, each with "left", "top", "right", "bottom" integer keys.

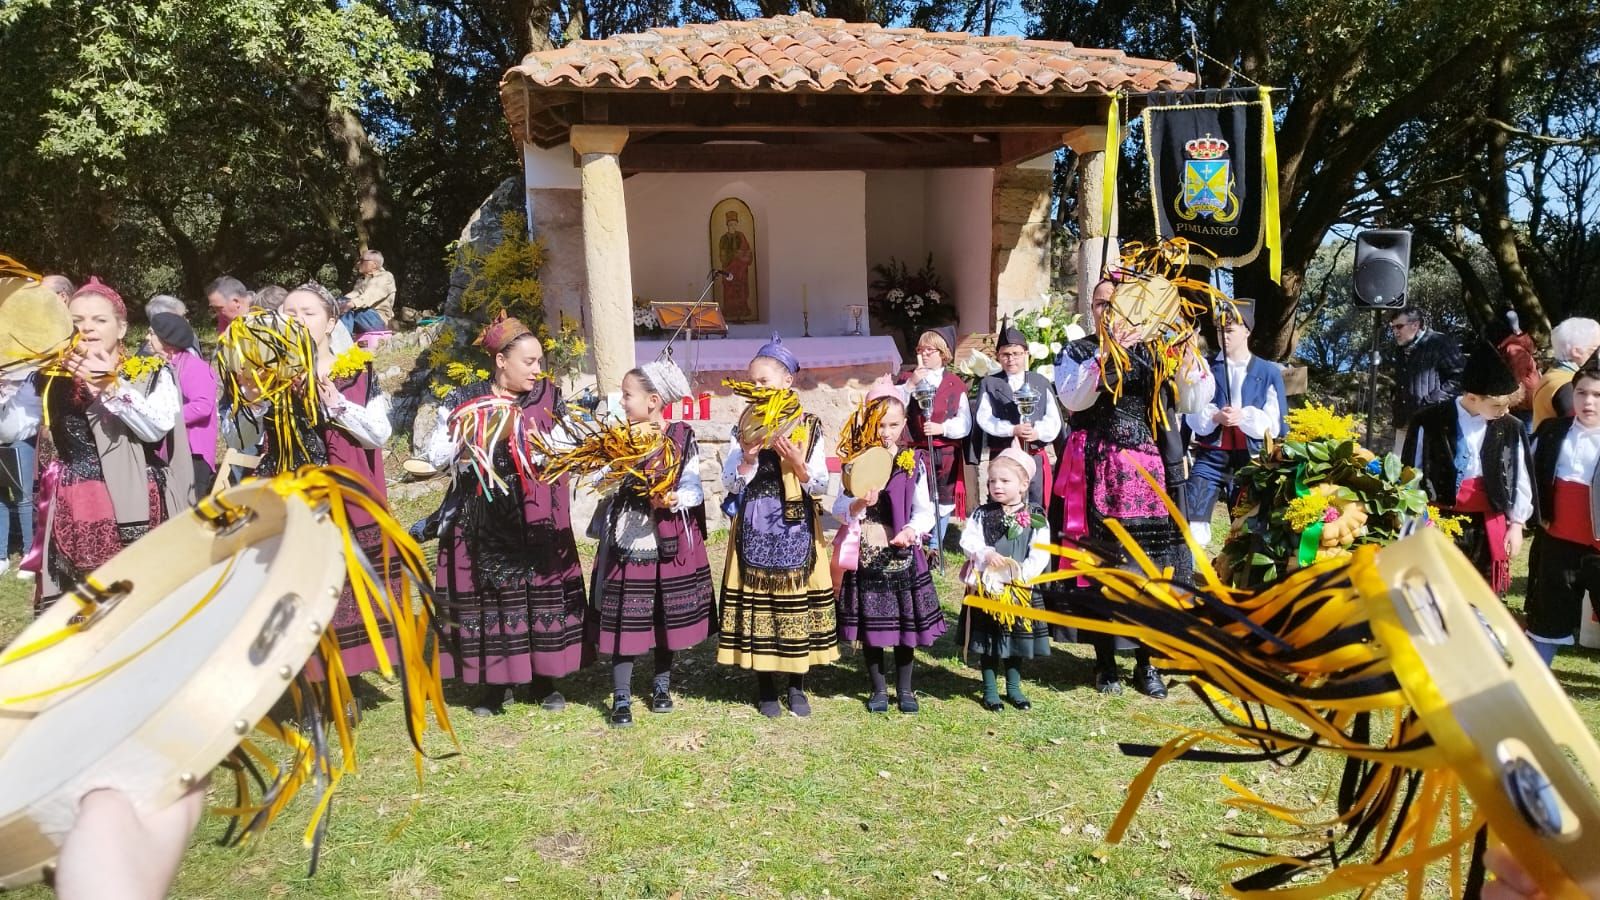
[
  {"left": 428, "top": 210, "right": 587, "bottom": 390},
  {"left": 1220, "top": 436, "right": 1428, "bottom": 588}
]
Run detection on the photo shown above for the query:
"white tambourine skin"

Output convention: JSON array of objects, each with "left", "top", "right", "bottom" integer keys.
[{"left": 0, "top": 481, "right": 348, "bottom": 889}]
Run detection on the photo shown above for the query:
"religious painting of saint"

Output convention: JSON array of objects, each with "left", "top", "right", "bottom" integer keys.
[{"left": 710, "top": 198, "right": 758, "bottom": 323}]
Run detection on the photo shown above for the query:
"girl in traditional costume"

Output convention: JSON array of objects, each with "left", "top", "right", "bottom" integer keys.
[
  {"left": 1526, "top": 358, "right": 1600, "bottom": 666},
  {"left": 718, "top": 336, "right": 838, "bottom": 718},
  {"left": 423, "top": 314, "right": 589, "bottom": 716},
  {"left": 833, "top": 382, "right": 945, "bottom": 713},
  {"left": 267, "top": 284, "right": 397, "bottom": 676},
  {"left": 957, "top": 448, "right": 1050, "bottom": 711},
  {"left": 1052, "top": 273, "right": 1215, "bottom": 698},
  {"left": 900, "top": 326, "right": 971, "bottom": 552},
  {"left": 28, "top": 278, "right": 194, "bottom": 611},
  {"left": 588, "top": 359, "right": 716, "bottom": 727}
]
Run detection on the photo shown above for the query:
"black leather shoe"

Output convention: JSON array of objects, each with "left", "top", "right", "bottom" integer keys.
[
  {"left": 540, "top": 691, "right": 567, "bottom": 712},
  {"left": 982, "top": 695, "right": 1005, "bottom": 712},
  {"left": 649, "top": 689, "right": 674, "bottom": 713},
  {"left": 1133, "top": 664, "right": 1168, "bottom": 699},
  {"left": 1094, "top": 669, "right": 1123, "bottom": 696},
  {"left": 609, "top": 701, "right": 633, "bottom": 728},
  {"left": 897, "top": 693, "right": 920, "bottom": 714},
  {"left": 757, "top": 698, "right": 783, "bottom": 718},
  {"left": 1006, "top": 692, "right": 1032, "bottom": 711},
  {"left": 866, "top": 692, "right": 890, "bottom": 713}
]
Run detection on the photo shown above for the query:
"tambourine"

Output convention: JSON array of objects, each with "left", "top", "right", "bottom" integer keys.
[
  {"left": 841, "top": 446, "right": 893, "bottom": 499},
  {"left": 0, "top": 278, "right": 73, "bottom": 377},
  {"left": 736, "top": 400, "right": 800, "bottom": 448},
  {"left": 726, "top": 380, "right": 802, "bottom": 449},
  {"left": 1107, "top": 274, "right": 1187, "bottom": 344},
  {"left": 0, "top": 469, "right": 455, "bottom": 888},
  {"left": 1365, "top": 529, "right": 1600, "bottom": 897},
  {"left": 965, "top": 477, "right": 1600, "bottom": 897},
  {"left": 214, "top": 309, "right": 316, "bottom": 407}
]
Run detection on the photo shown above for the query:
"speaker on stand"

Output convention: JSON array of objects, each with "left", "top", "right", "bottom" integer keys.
[{"left": 1353, "top": 229, "right": 1412, "bottom": 447}]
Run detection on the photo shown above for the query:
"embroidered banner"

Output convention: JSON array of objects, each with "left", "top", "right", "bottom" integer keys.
[{"left": 1142, "top": 87, "right": 1281, "bottom": 281}]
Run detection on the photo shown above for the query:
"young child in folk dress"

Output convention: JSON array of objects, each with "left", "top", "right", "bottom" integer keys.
[
  {"left": 957, "top": 448, "right": 1051, "bottom": 712},
  {"left": 588, "top": 360, "right": 716, "bottom": 727},
  {"left": 718, "top": 336, "right": 839, "bottom": 718},
  {"left": 832, "top": 385, "right": 946, "bottom": 713}
]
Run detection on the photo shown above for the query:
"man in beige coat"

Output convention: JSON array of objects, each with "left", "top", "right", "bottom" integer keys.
[{"left": 340, "top": 249, "right": 395, "bottom": 335}]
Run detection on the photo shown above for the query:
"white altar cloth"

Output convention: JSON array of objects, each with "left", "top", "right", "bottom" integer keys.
[{"left": 634, "top": 336, "right": 903, "bottom": 373}]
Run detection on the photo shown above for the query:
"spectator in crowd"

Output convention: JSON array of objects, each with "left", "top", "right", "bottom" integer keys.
[
  {"left": 1487, "top": 308, "right": 1540, "bottom": 428},
  {"left": 0, "top": 373, "right": 40, "bottom": 579},
  {"left": 1534, "top": 316, "right": 1600, "bottom": 428},
  {"left": 40, "top": 274, "right": 74, "bottom": 302},
  {"left": 206, "top": 275, "right": 253, "bottom": 331},
  {"left": 1385, "top": 307, "right": 1466, "bottom": 454},
  {"left": 253, "top": 284, "right": 288, "bottom": 312},
  {"left": 340, "top": 249, "right": 395, "bottom": 336},
  {"left": 144, "top": 294, "right": 186, "bottom": 321},
  {"left": 147, "top": 312, "right": 219, "bottom": 496}
]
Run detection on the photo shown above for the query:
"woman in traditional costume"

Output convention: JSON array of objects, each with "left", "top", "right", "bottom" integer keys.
[
  {"left": 957, "top": 449, "right": 1051, "bottom": 711},
  {"left": 268, "top": 284, "right": 398, "bottom": 675},
  {"left": 718, "top": 336, "right": 838, "bottom": 717},
  {"left": 588, "top": 360, "right": 716, "bottom": 727},
  {"left": 1052, "top": 274, "right": 1215, "bottom": 698},
  {"left": 27, "top": 278, "right": 193, "bottom": 611},
  {"left": 423, "top": 314, "right": 589, "bottom": 716},
  {"left": 899, "top": 326, "right": 971, "bottom": 552},
  {"left": 832, "top": 383, "right": 945, "bottom": 713}
]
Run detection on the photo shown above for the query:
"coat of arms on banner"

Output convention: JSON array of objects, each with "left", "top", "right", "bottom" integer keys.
[{"left": 1177, "top": 134, "right": 1239, "bottom": 224}]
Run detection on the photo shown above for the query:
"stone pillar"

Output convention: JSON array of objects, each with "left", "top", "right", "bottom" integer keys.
[
  {"left": 991, "top": 159, "right": 1054, "bottom": 325},
  {"left": 570, "top": 124, "right": 634, "bottom": 395},
  {"left": 1067, "top": 124, "right": 1118, "bottom": 318}
]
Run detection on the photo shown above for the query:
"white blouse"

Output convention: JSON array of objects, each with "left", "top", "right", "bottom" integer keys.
[
  {"left": 1410, "top": 398, "right": 1534, "bottom": 524},
  {"left": 0, "top": 378, "right": 41, "bottom": 444},
  {"left": 975, "top": 371, "right": 1062, "bottom": 443},
  {"left": 1550, "top": 420, "right": 1600, "bottom": 485},
  {"left": 101, "top": 370, "right": 180, "bottom": 443},
  {"left": 1186, "top": 356, "right": 1282, "bottom": 441},
  {"left": 1055, "top": 350, "right": 1215, "bottom": 415},
  {"left": 325, "top": 390, "right": 392, "bottom": 450},
  {"left": 830, "top": 460, "right": 936, "bottom": 537},
  {"left": 723, "top": 425, "right": 830, "bottom": 498},
  {"left": 903, "top": 368, "right": 973, "bottom": 440},
  {"left": 959, "top": 508, "right": 1051, "bottom": 582}
]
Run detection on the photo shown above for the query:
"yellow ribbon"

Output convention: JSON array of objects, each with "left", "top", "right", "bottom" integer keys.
[
  {"left": 1100, "top": 92, "right": 1121, "bottom": 234},
  {"left": 1260, "top": 86, "right": 1282, "bottom": 284}
]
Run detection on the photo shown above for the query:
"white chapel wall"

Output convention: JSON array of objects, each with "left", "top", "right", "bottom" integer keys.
[{"left": 623, "top": 170, "right": 868, "bottom": 340}]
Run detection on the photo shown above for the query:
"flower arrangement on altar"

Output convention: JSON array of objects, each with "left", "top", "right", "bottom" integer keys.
[
  {"left": 632, "top": 299, "right": 663, "bottom": 337},
  {"left": 1217, "top": 402, "right": 1465, "bottom": 586},
  {"left": 1006, "top": 295, "right": 1085, "bottom": 381},
  {"left": 869, "top": 254, "right": 956, "bottom": 350}
]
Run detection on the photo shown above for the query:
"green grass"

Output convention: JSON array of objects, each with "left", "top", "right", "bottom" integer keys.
[{"left": 4, "top": 500, "right": 1599, "bottom": 899}]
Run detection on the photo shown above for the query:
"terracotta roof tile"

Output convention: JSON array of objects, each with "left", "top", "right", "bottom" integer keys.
[{"left": 501, "top": 13, "right": 1192, "bottom": 144}]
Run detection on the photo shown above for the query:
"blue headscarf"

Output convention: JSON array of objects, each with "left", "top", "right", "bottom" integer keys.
[{"left": 755, "top": 333, "right": 799, "bottom": 373}]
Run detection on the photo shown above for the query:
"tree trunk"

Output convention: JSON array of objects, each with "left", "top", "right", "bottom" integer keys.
[
  {"left": 1234, "top": 259, "right": 1303, "bottom": 361},
  {"left": 326, "top": 104, "right": 387, "bottom": 255},
  {"left": 1474, "top": 45, "right": 1551, "bottom": 340}
]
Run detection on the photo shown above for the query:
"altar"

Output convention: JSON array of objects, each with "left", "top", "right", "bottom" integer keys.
[{"left": 634, "top": 335, "right": 902, "bottom": 375}]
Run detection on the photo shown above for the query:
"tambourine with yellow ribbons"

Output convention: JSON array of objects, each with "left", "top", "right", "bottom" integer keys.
[
  {"left": 726, "top": 380, "right": 803, "bottom": 449},
  {"left": 0, "top": 256, "right": 74, "bottom": 378},
  {"left": 214, "top": 309, "right": 324, "bottom": 470},
  {"left": 0, "top": 467, "right": 458, "bottom": 888},
  {"left": 964, "top": 468, "right": 1599, "bottom": 899}
]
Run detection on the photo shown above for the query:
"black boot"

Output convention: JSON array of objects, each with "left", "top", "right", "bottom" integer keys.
[{"left": 471, "top": 684, "right": 505, "bottom": 717}]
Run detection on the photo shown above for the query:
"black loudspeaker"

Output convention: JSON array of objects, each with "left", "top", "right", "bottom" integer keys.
[{"left": 1353, "top": 229, "right": 1411, "bottom": 309}]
